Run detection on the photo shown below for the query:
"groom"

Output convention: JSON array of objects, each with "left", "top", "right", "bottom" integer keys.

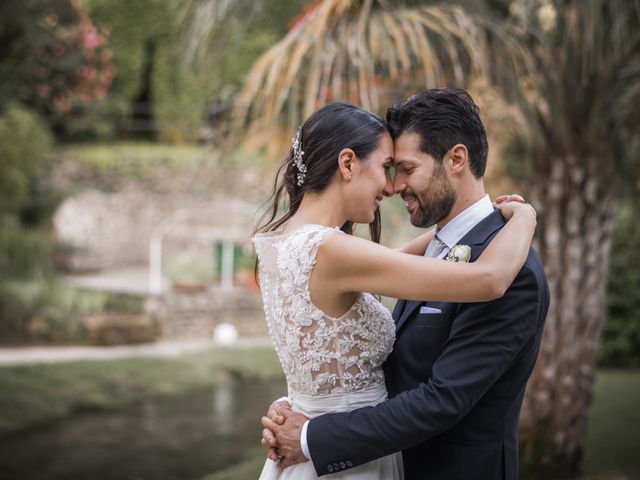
[{"left": 261, "top": 88, "right": 550, "bottom": 479}]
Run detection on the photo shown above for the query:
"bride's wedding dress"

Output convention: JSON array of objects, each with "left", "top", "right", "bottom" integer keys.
[{"left": 253, "top": 224, "right": 404, "bottom": 480}]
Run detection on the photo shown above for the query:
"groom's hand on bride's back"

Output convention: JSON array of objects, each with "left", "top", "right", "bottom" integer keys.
[{"left": 261, "top": 400, "right": 291, "bottom": 461}]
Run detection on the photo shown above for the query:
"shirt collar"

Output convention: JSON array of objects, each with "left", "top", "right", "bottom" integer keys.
[{"left": 436, "top": 195, "right": 494, "bottom": 250}]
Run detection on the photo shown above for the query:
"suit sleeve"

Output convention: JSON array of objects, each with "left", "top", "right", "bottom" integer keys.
[{"left": 306, "top": 263, "right": 544, "bottom": 476}]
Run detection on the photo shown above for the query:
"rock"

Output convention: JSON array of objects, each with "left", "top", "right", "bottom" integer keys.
[{"left": 83, "top": 314, "right": 160, "bottom": 345}]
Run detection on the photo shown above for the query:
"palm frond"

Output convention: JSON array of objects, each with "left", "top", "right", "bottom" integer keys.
[
  {"left": 509, "top": 0, "right": 640, "bottom": 152},
  {"left": 178, "top": 0, "right": 265, "bottom": 66},
  {"left": 230, "top": 1, "right": 504, "bottom": 142}
]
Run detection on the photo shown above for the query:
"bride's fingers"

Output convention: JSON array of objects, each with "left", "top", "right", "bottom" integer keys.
[
  {"left": 495, "top": 194, "right": 525, "bottom": 204},
  {"left": 262, "top": 437, "right": 279, "bottom": 461},
  {"left": 261, "top": 425, "right": 278, "bottom": 447},
  {"left": 496, "top": 201, "right": 537, "bottom": 223},
  {"left": 261, "top": 433, "right": 276, "bottom": 449},
  {"left": 271, "top": 411, "right": 285, "bottom": 425},
  {"left": 268, "top": 400, "right": 292, "bottom": 419}
]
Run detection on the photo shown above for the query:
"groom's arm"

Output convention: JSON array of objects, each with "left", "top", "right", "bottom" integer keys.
[{"left": 306, "top": 261, "right": 545, "bottom": 476}]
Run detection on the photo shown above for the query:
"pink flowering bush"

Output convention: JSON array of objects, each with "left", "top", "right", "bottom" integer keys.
[{"left": 1, "top": 0, "right": 114, "bottom": 134}]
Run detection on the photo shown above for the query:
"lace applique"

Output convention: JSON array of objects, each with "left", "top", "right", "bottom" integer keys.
[{"left": 253, "top": 224, "right": 395, "bottom": 396}]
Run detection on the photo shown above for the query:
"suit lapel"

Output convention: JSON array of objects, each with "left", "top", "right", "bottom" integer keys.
[
  {"left": 456, "top": 209, "right": 505, "bottom": 256},
  {"left": 392, "top": 299, "right": 407, "bottom": 326},
  {"left": 395, "top": 300, "right": 422, "bottom": 333},
  {"left": 394, "top": 209, "right": 506, "bottom": 335}
]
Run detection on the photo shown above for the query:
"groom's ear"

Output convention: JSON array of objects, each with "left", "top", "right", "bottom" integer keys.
[
  {"left": 337, "top": 148, "right": 355, "bottom": 181},
  {"left": 448, "top": 144, "right": 468, "bottom": 175}
]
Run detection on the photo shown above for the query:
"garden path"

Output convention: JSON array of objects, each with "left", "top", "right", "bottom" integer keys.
[{"left": 0, "top": 337, "right": 272, "bottom": 366}]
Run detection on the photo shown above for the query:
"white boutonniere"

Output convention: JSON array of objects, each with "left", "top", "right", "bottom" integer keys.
[{"left": 446, "top": 244, "right": 471, "bottom": 263}]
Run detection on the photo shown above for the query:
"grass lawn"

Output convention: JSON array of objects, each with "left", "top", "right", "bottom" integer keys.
[
  {"left": 583, "top": 370, "right": 640, "bottom": 478},
  {"left": 201, "top": 447, "right": 268, "bottom": 480},
  {"left": 59, "top": 142, "right": 212, "bottom": 174},
  {"left": 0, "top": 346, "right": 283, "bottom": 439}
]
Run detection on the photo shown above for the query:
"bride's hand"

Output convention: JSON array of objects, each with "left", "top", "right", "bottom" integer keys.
[
  {"left": 496, "top": 201, "right": 537, "bottom": 222},
  {"left": 262, "top": 400, "right": 291, "bottom": 461},
  {"left": 495, "top": 193, "right": 525, "bottom": 204}
]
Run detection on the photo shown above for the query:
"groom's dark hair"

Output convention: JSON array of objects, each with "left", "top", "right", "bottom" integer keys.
[{"left": 386, "top": 88, "right": 488, "bottom": 178}]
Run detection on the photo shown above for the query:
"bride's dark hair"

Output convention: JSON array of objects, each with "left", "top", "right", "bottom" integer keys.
[{"left": 254, "top": 103, "right": 390, "bottom": 243}]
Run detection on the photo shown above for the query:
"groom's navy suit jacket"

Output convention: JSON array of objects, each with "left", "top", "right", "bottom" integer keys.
[{"left": 307, "top": 210, "right": 550, "bottom": 479}]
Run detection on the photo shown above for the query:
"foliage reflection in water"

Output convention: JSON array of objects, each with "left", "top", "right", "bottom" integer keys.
[{"left": 0, "top": 378, "right": 286, "bottom": 480}]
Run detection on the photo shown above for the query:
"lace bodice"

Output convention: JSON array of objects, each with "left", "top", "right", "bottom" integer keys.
[{"left": 253, "top": 224, "right": 395, "bottom": 396}]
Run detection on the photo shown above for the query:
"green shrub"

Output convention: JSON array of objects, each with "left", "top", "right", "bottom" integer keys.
[
  {"left": 1, "top": 279, "right": 95, "bottom": 343},
  {"left": 600, "top": 204, "right": 640, "bottom": 368},
  {"left": 0, "top": 1, "right": 114, "bottom": 138},
  {"left": 0, "top": 277, "right": 146, "bottom": 345},
  {"left": 0, "top": 104, "right": 53, "bottom": 216},
  {"left": 0, "top": 220, "right": 48, "bottom": 279},
  {"left": 0, "top": 104, "right": 57, "bottom": 281},
  {"left": 0, "top": 104, "right": 61, "bottom": 341}
]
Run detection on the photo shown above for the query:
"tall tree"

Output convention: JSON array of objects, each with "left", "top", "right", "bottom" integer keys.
[
  {"left": 504, "top": 0, "right": 640, "bottom": 470},
  {"left": 227, "top": 0, "right": 640, "bottom": 472}
]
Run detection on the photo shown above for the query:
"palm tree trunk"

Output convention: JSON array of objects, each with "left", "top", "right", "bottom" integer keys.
[{"left": 519, "top": 153, "right": 617, "bottom": 471}]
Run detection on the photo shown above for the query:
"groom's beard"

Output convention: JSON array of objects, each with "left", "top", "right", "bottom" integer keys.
[{"left": 405, "top": 163, "right": 457, "bottom": 228}]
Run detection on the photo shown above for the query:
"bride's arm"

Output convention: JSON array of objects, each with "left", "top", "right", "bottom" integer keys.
[
  {"left": 318, "top": 202, "right": 536, "bottom": 303},
  {"left": 395, "top": 194, "right": 525, "bottom": 256}
]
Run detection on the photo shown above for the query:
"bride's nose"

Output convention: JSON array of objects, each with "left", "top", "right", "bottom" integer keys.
[{"left": 383, "top": 177, "right": 394, "bottom": 197}]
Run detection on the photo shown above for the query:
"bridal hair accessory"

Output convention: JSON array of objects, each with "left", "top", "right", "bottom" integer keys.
[
  {"left": 291, "top": 127, "right": 306, "bottom": 186},
  {"left": 446, "top": 244, "right": 471, "bottom": 263}
]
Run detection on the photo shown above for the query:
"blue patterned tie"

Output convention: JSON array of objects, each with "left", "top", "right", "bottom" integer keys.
[{"left": 424, "top": 234, "right": 447, "bottom": 258}]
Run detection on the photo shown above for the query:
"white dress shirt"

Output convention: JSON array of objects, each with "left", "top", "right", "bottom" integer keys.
[
  {"left": 300, "top": 195, "right": 495, "bottom": 461},
  {"left": 428, "top": 194, "right": 494, "bottom": 259}
]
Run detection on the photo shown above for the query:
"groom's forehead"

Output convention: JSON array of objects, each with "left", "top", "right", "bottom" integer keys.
[
  {"left": 393, "top": 132, "right": 423, "bottom": 156},
  {"left": 392, "top": 148, "right": 428, "bottom": 166},
  {"left": 392, "top": 133, "right": 437, "bottom": 165}
]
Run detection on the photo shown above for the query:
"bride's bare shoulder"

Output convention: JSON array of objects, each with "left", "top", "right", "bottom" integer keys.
[{"left": 318, "top": 230, "right": 391, "bottom": 267}]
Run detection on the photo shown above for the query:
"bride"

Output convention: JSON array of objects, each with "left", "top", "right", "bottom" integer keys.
[{"left": 252, "top": 103, "right": 536, "bottom": 479}]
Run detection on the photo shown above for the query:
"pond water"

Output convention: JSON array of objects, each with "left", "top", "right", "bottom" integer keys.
[{"left": 0, "top": 378, "right": 286, "bottom": 480}]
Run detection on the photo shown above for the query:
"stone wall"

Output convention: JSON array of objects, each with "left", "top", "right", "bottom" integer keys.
[
  {"left": 53, "top": 188, "right": 256, "bottom": 272},
  {"left": 150, "top": 288, "right": 267, "bottom": 339}
]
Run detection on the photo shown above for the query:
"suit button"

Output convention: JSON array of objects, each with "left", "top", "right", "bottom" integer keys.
[
  {"left": 346, "top": 460, "right": 354, "bottom": 467},
  {"left": 327, "top": 464, "right": 333, "bottom": 473},
  {"left": 340, "top": 461, "right": 346, "bottom": 469},
  {"left": 333, "top": 462, "right": 340, "bottom": 471}
]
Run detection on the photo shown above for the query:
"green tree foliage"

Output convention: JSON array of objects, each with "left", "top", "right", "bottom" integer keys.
[
  {"left": 601, "top": 204, "right": 640, "bottom": 368},
  {"left": 0, "top": 104, "right": 57, "bottom": 341},
  {"left": 83, "top": 0, "right": 307, "bottom": 141},
  {"left": 0, "top": 106, "right": 53, "bottom": 219},
  {"left": 0, "top": 105, "right": 54, "bottom": 277}
]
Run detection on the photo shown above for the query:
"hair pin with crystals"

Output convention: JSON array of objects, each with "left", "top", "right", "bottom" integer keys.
[{"left": 291, "top": 127, "right": 306, "bottom": 186}]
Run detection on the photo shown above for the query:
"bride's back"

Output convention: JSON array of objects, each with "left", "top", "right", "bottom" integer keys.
[{"left": 253, "top": 224, "right": 395, "bottom": 398}]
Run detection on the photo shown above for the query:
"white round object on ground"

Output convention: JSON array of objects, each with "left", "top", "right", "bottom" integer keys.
[{"left": 213, "top": 322, "right": 238, "bottom": 346}]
